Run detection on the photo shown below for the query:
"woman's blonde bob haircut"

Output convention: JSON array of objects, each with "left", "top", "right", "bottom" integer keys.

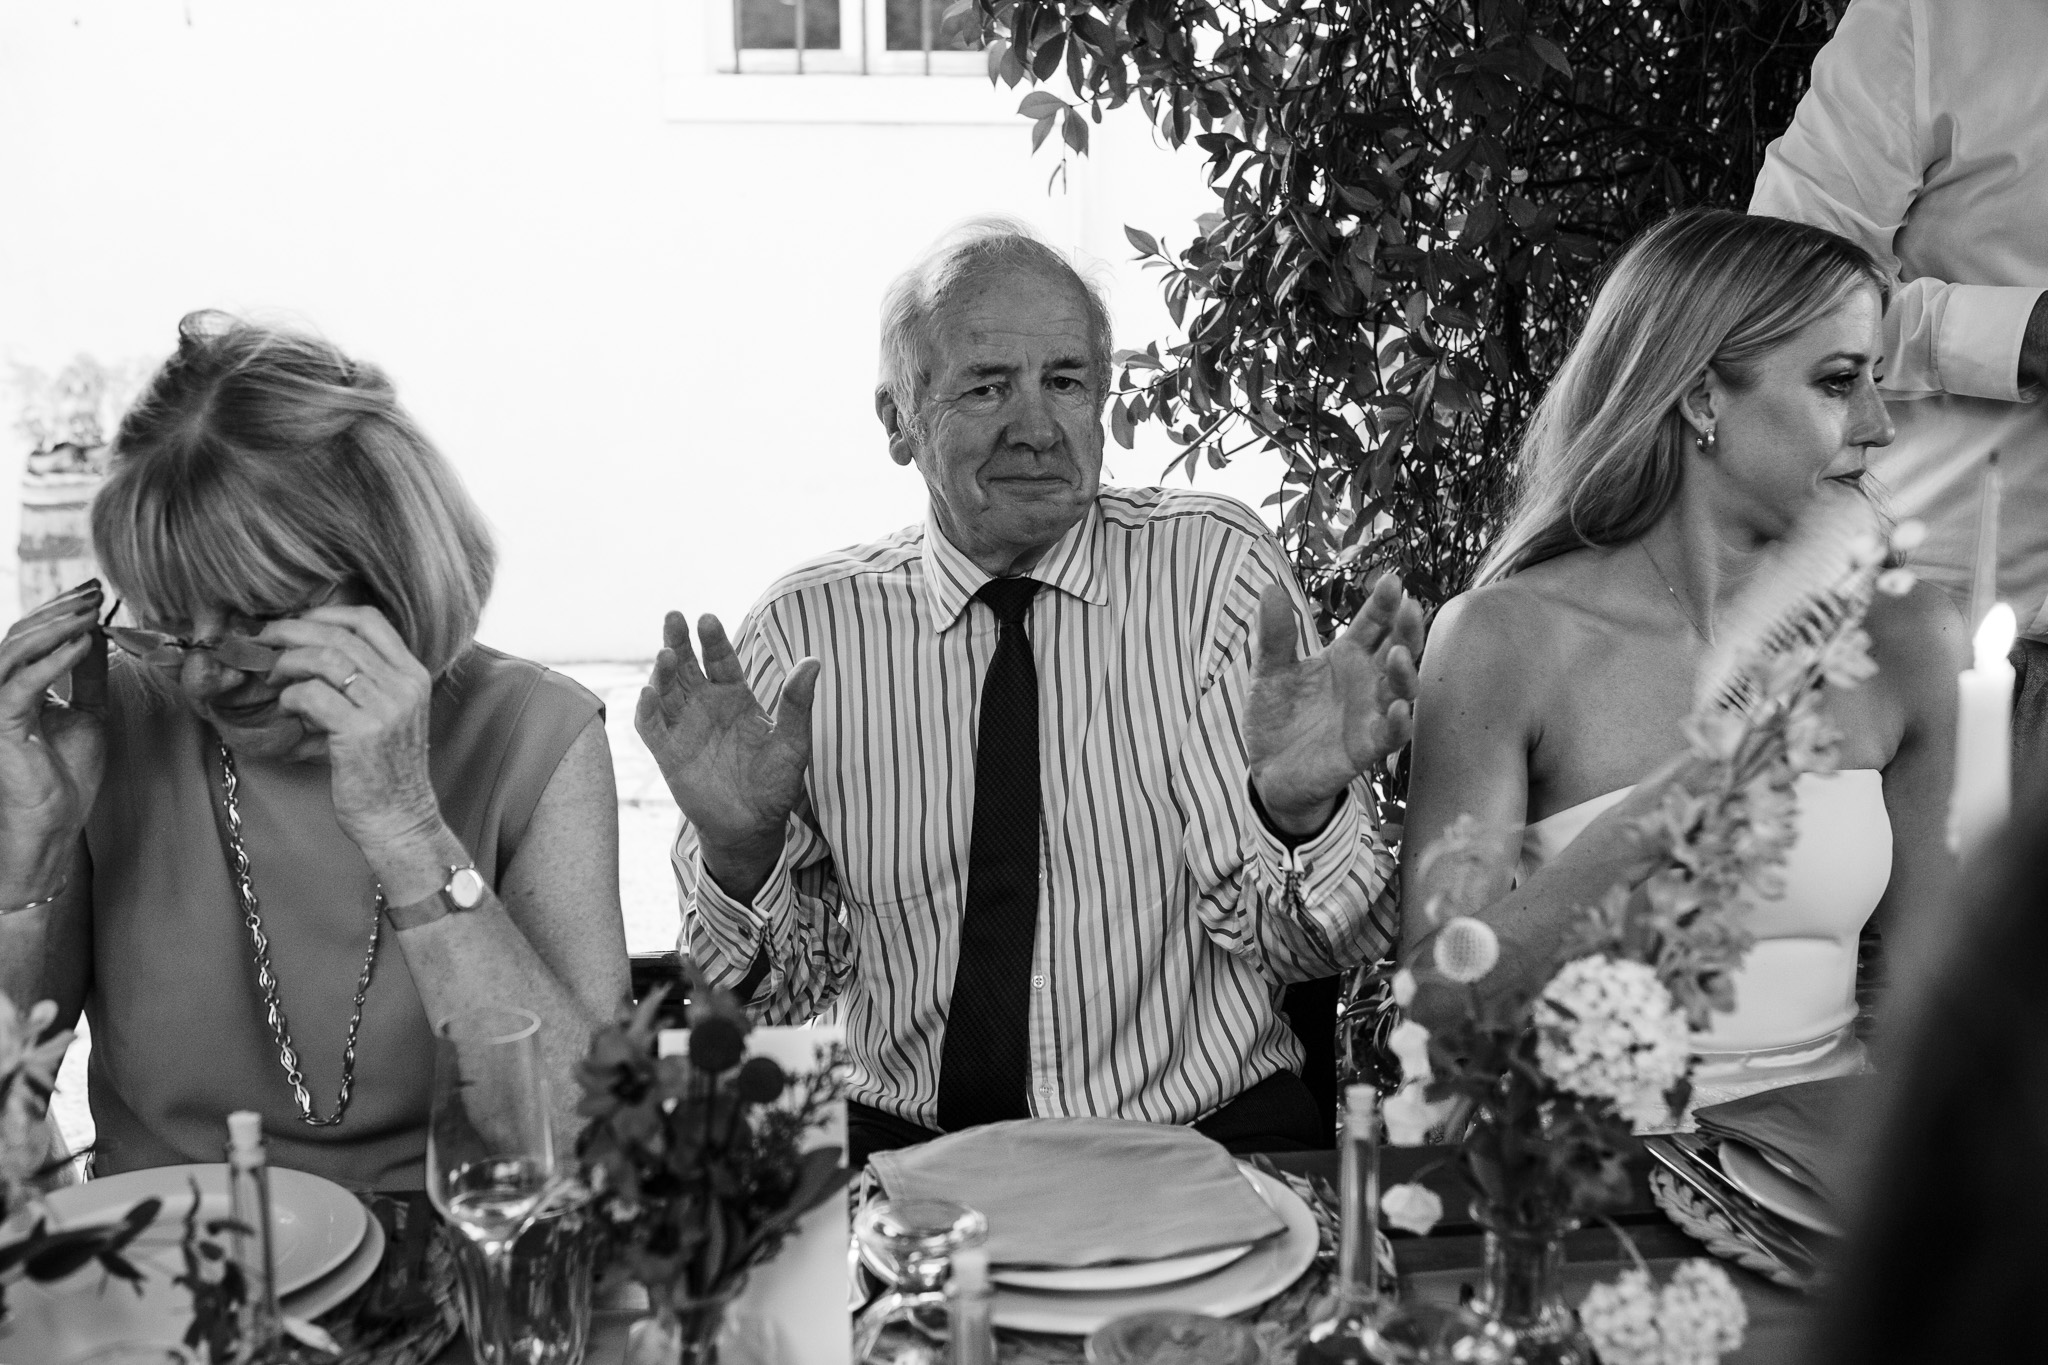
[
  {"left": 1474, "top": 209, "right": 1888, "bottom": 585},
  {"left": 93, "top": 312, "right": 494, "bottom": 678}
]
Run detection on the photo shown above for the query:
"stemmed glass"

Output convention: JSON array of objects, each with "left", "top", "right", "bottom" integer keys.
[
  {"left": 426, "top": 1006, "right": 560, "bottom": 1365},
  {"left": 851, "top": 1199, "right": 988, "bottom": 1363}
]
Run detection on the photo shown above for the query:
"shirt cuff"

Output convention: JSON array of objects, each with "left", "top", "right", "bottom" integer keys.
[
  {"left": 1250, "top": 777, "right": 1376, "bottom": 916},
  {"left": 1937, "top": 285, "right": 2047, "bottom": 402},
  {"left": 688, "top": 841, "right": 795, "bottom": 982}
]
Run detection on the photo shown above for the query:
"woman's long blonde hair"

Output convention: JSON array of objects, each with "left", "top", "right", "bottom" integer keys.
[{"left": 1474, "top": 210, "right": 1887, "bottom": 586}]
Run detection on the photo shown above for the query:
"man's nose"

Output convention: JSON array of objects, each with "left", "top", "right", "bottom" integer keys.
[{"left": 1002, "top": 384, "right": 1061, "bottom": 452}]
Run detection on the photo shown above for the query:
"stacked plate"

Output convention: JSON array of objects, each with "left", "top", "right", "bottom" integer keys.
[
  {"left": 987, "top": 1163, "right": 1318, "bottom": 1336},
  {"left": 0, "top": 1163, "right": 385, "bottom": 1365}
]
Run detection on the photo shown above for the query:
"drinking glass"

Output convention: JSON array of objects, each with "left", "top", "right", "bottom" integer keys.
[
  {"left": 446, "top": 1181, "right": 599, "bottom": 1365},
  {"left": 850, "top": 1199, "right": 987, "bottom": 1364},
  {"left": 426, "top": 1006, "right": 562, "bottom": 1365}
]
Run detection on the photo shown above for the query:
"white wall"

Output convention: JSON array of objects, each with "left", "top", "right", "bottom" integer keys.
[{"left": 1, "top": 0, "right": 1283, "bottom": 658}]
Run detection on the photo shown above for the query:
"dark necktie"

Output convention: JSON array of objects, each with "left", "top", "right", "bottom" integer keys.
[{"left": 936, "top": 576, "right": 1043, "bottom": 1131}]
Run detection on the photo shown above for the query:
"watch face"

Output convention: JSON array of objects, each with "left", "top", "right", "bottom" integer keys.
[{"left": 448, "top": 866, "right": 488, "bottom": 910}]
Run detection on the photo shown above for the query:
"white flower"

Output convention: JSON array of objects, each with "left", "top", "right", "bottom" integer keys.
[
  {"left": 0, "top": 991, "right": 71, "bottom": 1188},
  {"left": 1818, "top": 626, "right": 1877, "bottom": 691},
  {"left": 1432, "top": 916, "right": 1499, "bottom": 983},
  {"left": 1390, "top": 968, "right": 1417, "bottom": 1009},
  {"left": 1533, "top": 956, "right": 1690, "bottom": 1129},
  {"left": 1875, "top": 567, "right": 1917, "bottom": 597},
  {"left": 1580, "top": 1260, "right": 1747, "bottom": 1365},
  {"left": 1388, "top": 1019, "right": 1433, "bottom": 1085},
  {"left": 1380, "top": 1181, "right": 1443, "bottom": 1236},
  {"left": 1382, "top": 1080, "right": 1447, "bottom": 1146},
  {"left": 1580, "top": 1268, "right": 1661, "bottom": 1365},
  {"left": 1891, "top": 518, "right": 1928, "bottom": 553}
]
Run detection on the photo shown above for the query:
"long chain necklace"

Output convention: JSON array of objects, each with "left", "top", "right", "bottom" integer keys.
[
  {"left": 215, "top": 740, "right": 383, "bottom": 1127},
  {"left": 1639, "top": 540, "right": 1715, "bottom": 645}
]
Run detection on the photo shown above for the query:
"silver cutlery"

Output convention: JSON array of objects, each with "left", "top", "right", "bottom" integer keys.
[{"left": 1642, "top": 1136, "right": 1824, "bottom": 1285}]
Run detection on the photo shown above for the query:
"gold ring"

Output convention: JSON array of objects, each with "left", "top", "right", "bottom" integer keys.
[{"left": 339, "top": 671, "right": 361, "bottom": 693}]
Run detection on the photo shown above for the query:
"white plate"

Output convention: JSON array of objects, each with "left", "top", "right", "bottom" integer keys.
[
  {"left": 282, "top": 1203, "right": 386, "bottom": 1322},
  {"left": 991, "top": 1166, "right": 1317, "bottom": 1335},
  {"left": 1718, "top": 1139, "right": 1844, "bottom": 1238},
  {"left": 0, "top": 1166, "right": 371, "bottom": 1365},
  {"left": 991, "top": 1164, "right": 1273, "bottom": 1293}
]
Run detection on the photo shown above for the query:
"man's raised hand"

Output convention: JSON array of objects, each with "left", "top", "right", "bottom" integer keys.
[
  {"left": 1243, "top": 573, "right": 1424, "bottom": 835},
  {"left": 635, "top": 612, "right": 820, "bottom": 902}
]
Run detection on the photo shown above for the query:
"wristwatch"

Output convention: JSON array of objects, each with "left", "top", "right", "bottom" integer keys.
[{"left": 385, "top": 862, "right": 487, "bottom": 930}]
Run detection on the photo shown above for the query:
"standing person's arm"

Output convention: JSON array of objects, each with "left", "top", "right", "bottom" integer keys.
[
  {"left": 1750, "top": 0, "right": 2048, "bottom": 400},
  {"left": 639, "top": 611, "right": 854, "bottom": 1024}
]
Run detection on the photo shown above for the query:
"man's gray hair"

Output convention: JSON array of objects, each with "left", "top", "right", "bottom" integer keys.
[{"left": 877, "top": 216, "right": 1114, "bottom": 426}]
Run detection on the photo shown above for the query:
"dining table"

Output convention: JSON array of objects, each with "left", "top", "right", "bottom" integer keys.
[{"left": 421, "top": 1140, "right": 1816, "bottom": 1365}]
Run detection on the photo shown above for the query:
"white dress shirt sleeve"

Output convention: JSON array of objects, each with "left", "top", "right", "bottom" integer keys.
[
  {"left": 672, "top": 617, "right": 855, "bottom": 1023},
  {"left": 1749, "top": 0, "right": 2044, "bottom": 403},
  {"left": 1176, "top": 533, "right": 1399, "bottom": 983}
]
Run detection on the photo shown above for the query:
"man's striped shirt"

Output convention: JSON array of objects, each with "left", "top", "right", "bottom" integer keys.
[{"left": 676, "top": 485, "right": 1397, "bottom": 1128}]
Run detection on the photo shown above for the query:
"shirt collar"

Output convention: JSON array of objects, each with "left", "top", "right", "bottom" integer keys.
[{"left": 921, "top": 496, "right": 1110, "bottom": 631}]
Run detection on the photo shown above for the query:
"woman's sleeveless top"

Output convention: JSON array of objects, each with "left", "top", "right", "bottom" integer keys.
[
  {"left": 1521, "top": 769, "right": 1891, "bottom": 1106},
  {"left": 83, "top": 646, "right": 601, "bottom": 1189}
]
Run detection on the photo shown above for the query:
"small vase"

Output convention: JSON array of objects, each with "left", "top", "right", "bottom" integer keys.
[
  {"left": 626, "top": 1279, "right": 748, "bottom": 1365},
  {"left": 1462, "top": 1210, "right": 1594, "bottom": 1365}
]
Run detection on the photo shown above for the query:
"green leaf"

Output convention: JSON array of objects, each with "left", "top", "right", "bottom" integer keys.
[
  {"left": 1031, "top": 31, "right": 1065, "bottom": 81},
  {"left": 1017, "top": 90, "right": 1067, "bottom": 118},
  {"left": 1030, "top": 113, "right": 1056, "bottom": 153},
  {"left": 1527, "top": 34, "right": 1573, "bottom": 79},
  {"left": 1062, "top": 108, "right": 1089, "bottom": 155},
  {"left": 1124, "top": 225, "right": 1162, "bottom": 258}
]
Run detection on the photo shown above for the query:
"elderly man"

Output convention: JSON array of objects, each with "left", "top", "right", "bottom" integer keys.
[{"left": 639, "top": 219, "right": 1422, "bottom": 1162}]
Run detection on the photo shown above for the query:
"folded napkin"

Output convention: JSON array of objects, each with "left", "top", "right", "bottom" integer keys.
[
  {"left": 868, "top": 1117, "right": 1285, "bottom": 1269},
  {"left": 1694, "top": 1073, "right": 1879, "bottom": 1212}
]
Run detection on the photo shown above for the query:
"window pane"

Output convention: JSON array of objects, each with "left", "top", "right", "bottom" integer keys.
[
  {"left": 884, "top": 0, "right": 979, "bottom": 51},
  {"left": 738, "top": 0, "right": 842, "bottom": 50}
]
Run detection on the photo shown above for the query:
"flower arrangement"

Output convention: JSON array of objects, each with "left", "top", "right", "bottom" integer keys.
[
  {"left": 574, "top": 965, "right": 849, "bottom": 1316},
  {"left": 0, "top": 990, "right": 159, "bottom": 1320},
  {"left": 1375, "top": 495, "right": 1900, "bottom": 1357},
  {"left": 1579, "top": 1258, "right": 1748, "bottom": 1365}
]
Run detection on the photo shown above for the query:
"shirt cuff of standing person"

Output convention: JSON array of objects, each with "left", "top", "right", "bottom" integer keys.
[
  {"left": 1932, "top": 283, "right": 2048, "bottom": 402},
  {"left": 1246, "top": 777, "right": 1396, "bottom": 964}
]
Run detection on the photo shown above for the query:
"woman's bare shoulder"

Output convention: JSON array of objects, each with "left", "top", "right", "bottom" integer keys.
[
  {"left": 1431, "top": 554, "right": 1611, "bottom": 664},
  {"left": 1865, "top": 577, "right": 1968, "bottom": 682}
]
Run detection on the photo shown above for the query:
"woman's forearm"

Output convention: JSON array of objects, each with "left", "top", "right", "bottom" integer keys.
[{"left": 0, "top": 842, "right": 92, "bottom": 1027}]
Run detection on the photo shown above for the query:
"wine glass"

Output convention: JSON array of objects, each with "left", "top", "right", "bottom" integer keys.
[
  {"left": 850, "top": 1199, "right": 987, "bottom": 1363},
  {"left": 426, "top": 1006, "right": 558, "bottom": 1365}
]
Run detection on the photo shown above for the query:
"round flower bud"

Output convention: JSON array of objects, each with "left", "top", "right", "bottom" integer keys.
[
  {"left": 1876, "top": 567, "right": 1918, "bottom": 597},
  {"left": 1432, "top": 916, "right": 1500, "bottom": 984},
  {"left": 735, "top": 1055, "right": 787, "bottom": 1104},
  {"left": 688, "top": 1016, "right": 746, "bottom": 1073},
  {"left": 1891, "top": 518, "right": 1928, "bottom": 553},
  {"left": 1390, "top": 968, "right": 1417, "bottom": 1009},
  {"left": 1380, "top": 1181, "right": 1444, "bottom": 1236}
]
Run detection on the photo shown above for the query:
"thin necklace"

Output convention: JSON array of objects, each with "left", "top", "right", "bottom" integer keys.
[
  {"left": 1639, "top": 540, "right": 1715, "bottom": 645},
  {"left": 214, "top": 739, "right": 384, "bottom": 1127}
]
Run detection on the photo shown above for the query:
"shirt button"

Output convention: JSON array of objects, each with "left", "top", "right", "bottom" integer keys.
[
  {"left": 1038, "top": 1083, "right": 1053, "bottom": 1094},
  {"left": 1032, "top": 974, "right": 1046, "bottom": 989}
]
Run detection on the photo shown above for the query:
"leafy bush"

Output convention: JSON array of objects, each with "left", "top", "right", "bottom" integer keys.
[{"left": 978, "top": 0, "right": 1841, "bottom": 625}]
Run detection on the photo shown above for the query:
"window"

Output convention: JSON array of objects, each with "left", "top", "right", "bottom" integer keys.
[{"left": 713, "top": 0, "right": 983, "bottom": 75}]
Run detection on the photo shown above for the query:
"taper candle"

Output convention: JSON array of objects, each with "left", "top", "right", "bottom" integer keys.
[{"left": 1949, "top": 601, "right": 2016, "bottom": 861}]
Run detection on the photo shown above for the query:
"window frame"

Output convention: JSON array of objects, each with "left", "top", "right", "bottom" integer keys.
[{"left": 705, "top": 0, "right": 985, "bottom": 77}]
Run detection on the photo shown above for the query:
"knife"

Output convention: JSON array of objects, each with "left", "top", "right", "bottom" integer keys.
[{"left": 1642, "top": 1137, "right": 1822, "bottom": 1284}]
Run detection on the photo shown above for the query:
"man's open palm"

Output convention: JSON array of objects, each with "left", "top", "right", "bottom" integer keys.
[
  {"left": 1244, "top": 574, "right": 1424, "bottom": 822},
  {"left": 635, "top": 612, "right": 819, "bottom": 866}
]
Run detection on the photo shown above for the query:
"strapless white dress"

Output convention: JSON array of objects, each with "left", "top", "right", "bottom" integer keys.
[{"left": 1520, "top": 769, "right": 1890, "bottom": 1107}]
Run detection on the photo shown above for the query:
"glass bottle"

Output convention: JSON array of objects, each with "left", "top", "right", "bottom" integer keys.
[
  {"left": 225, "top": 1110, "right": 282, "bottom": 1361},
  {"left": 1296, "top": 1084, "right": 1389, "bottom": 1365},
  {"left": 946, "top": 1245, "right": 996, "bottom": 1365}
]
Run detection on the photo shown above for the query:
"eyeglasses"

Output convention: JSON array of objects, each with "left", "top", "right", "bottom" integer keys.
[{"left": 101, "top": 593, "right": 328, "bottom": 674}]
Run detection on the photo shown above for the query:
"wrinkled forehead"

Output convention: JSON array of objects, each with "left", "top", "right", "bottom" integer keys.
[{"left": 928, "top": 265, "right": 1101, "bottom": 373}]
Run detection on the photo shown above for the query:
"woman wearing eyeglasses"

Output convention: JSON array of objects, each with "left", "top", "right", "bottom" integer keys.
[{"left": 0, "top": 312, "right": 629, "bottom": 1187}]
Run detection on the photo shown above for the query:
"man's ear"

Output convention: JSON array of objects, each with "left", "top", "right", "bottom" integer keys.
[{"left": 876, "top": 388, "right": 918, "bottom": 468}]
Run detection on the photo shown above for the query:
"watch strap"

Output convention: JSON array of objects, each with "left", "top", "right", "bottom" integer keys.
[{"left": 385, "top": 863, "right": 485, "bottom": 930}]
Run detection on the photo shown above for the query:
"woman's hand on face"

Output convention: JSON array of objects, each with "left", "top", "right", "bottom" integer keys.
[
  {"left": 259, "top": 605, "right": 442, "bottom": 853},
  {"left": 0, "top": 581, "right": 109, "bottom": 890}
]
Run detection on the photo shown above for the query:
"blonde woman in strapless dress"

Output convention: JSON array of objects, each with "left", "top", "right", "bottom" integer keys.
[{"left": 1400, "top": 211, "right": 1965, "bottom": 1106}]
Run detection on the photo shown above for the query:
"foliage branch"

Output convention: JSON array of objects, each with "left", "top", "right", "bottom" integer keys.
[{"left": 976, "top": 0, "right": 1841, "bottom": 626}]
